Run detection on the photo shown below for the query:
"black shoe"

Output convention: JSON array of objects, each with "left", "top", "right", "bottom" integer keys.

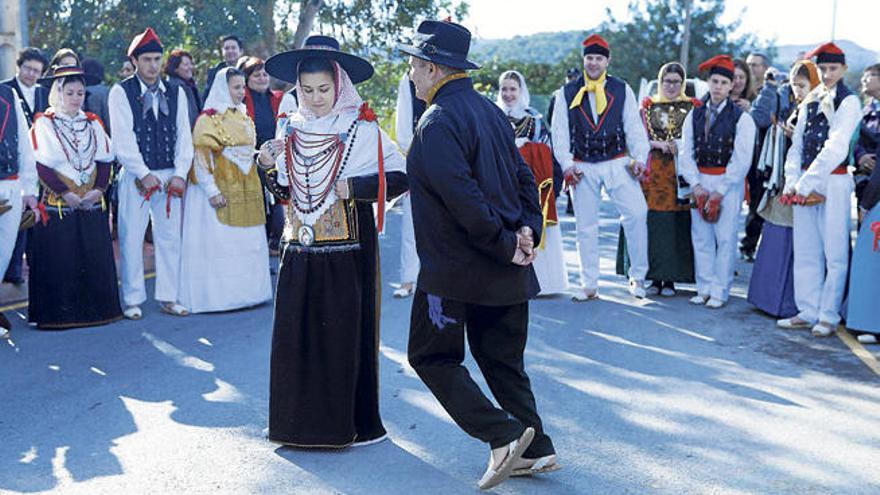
[{"left": 739, "top": 249, "right": 754, "bottom": 263}]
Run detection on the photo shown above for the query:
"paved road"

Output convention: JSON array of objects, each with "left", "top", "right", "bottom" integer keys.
[{"left": 1, "top": 200, "right": 878, "bottom": 495}]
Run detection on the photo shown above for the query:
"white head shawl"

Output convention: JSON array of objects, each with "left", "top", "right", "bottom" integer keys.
[
  {"left": 295, "top": 60, "right": 363, "bottom": 121},
  {"left": 496, "top": 70, "right": 531, "bottom": 119},
  {"left": 203, "top": 67, "right": 247, "bottom": 114}
]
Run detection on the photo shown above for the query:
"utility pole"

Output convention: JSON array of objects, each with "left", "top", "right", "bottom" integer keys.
[
  {"left": 680, "top": 0, "right": 693, "bottom": 69},
  {"left": 830, "top": 0, "right": 838, "bottom": 40},
  {"left": 0, "top": 0, "right": 27, "bottom": 78}
]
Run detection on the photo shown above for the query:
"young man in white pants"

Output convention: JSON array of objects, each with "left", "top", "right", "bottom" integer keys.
[
  {"left": 551, "top": 34, "right": 650, "bottom": 301},
  {"left": 777, "top": 42, "right": 862, "bottom": 337},
  {"left": 679, "top": 55, "right": 756, "bottom": 309},
  {"left": 0, "top": 86, "right": 38, "bottom": 338},
  {"left": 392, "top": 73, "right": 425, "bottom": 298},
  {"left": 109, "top": 28, "right": 193, "bottom": 319}
]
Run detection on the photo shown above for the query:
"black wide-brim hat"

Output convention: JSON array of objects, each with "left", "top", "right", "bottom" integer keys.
[
  {"left": 38, "top": 65, "right": 101, "bottom": 87},
  {"left": 265, "top": 35, "right": 374, "bottom": 84},
  {"left": 398, "top": 20, "right": 480, "bottom": 70}
]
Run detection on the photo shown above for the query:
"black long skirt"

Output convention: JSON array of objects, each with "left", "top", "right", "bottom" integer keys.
[
  {"left": 268, "top": 203, "right": 385, "bottom": 448},
  {"left": 28, "top": 206, "right": 122, "bottom": 329}
]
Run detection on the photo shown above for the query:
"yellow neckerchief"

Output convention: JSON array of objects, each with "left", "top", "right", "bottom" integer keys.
[
  {"left": 569, "top": 70, "right": 607, "bottom": 115},
  {"left": 425, "top": 72, "right": 469, "bottom": 106},
  {"left": 650, "top": 63, "right": 689, "bottom": 104}
]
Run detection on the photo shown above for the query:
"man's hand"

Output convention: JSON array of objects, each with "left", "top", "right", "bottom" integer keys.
[
  {"left": 629, "top": 161, "right": 648, "bottom": 181},
  {"left": 209, "top": 193, "right": 227, "bottom": 209},
  {"left": 511, "top": 247, "right": 536, "bottom": 266},
  {"left": 140, "top": 173, "right": 162, "bottom": 193},
  {"left": 858, "top": 153, "right": 876, "bottom": 172},
  {"left": 516, "top": 226, "right": 534, "bottom": 255},
  {"left": 167, "top": 176, "right": 186, "bottom": 197},
  {"left": 62, "top": 192, "right": 82, "bottom": 209},
  {"left": 780, "top": 121, "right": 795, "bottom": 138},
  {"left": 80, "top": 189, "right": 103, "bottom": 209},
  {"left": 563, "top": 167, "right": 583, "bottom": 189}
]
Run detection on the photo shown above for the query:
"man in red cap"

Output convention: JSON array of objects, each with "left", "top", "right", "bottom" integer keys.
[
  {"left": 108, "top": 28, "right": 194, "bottom": 319},
  {"left": 550, "top": 33, "right": 651, "bottom": 301},
  {"left": 777, "top": 41, "right": 861, "bottom": 337},
  {"left": 677, "top": 55, "right": 756, "bottom": 309}
]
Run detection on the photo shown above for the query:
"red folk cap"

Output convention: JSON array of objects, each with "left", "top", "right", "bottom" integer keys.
[
  {"left": 128, "top": 28, "right": 163, "bottom": 59},
  {"left": 582, "top": 34, "right": 610, "bottom": 57},
  {"left": 698, "top": 55, "right": 735, "bottom": 81},
  {"left": 806, "top": 41, "right": 846, "bottom": 65}
]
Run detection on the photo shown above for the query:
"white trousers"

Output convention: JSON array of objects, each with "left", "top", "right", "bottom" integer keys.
[
  {"left": 792, "top": 175, "right": 853, "bottom": 325},
  {"left": 399, "top": 193, "right": 420, "bottom": 284},
  {"left": 118, "top": 169, "right": 184, "bottom": 307},
  {"left": 690, "top": 173, "right": 744, "bottom": 302},
  {"left": 571, "top": 158, "right": 648, "bottom": 289},
  {"left": 0, "top": 180, "right": 23, "bottom": 279}
]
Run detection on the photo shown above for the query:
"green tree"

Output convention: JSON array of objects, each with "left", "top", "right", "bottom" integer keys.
[
  {"left": 596, "top": 0, "right": 776, "bottom": 87},
  {"left": 26, "top": 0, "right": 466, "bottom": 122}
]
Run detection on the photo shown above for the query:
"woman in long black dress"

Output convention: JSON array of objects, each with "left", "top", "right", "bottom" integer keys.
[
  {"left": 258, "top": 36, "right": 407, "bottom": 448},
  {"left": 28, "top": 65, "right": 122, "bottom": 329}
]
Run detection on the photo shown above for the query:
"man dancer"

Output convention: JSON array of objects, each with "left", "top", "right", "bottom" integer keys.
[
  {"left": 109, "top": 28, "right": 193, "bottom": 319},
  {"left": 401, "top": 20, "right": 557, "bottom": 490},
  {"left": 678, "top": 55, "right": 756, "bottom": 309},
  {"left": 0, "top": 82, "right": 38, "bottom": 338},
  {"left": 551, "top": 34, "right": 651, "bottom": 301},
  {"left": 777, "top": 42, "right": 862, "bottom": 337},
  {"left": 2, "top": 47, "right": 48, "bottom": 285}
]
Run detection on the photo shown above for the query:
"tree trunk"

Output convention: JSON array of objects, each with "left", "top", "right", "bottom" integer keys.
[
  {"left": 252, "top": 0, "right": 276, "bottom": 59},
  {"left": 292, "top": 0, "right": 322, "bottom": 49},
  {"left": 679, "top": 0, "right": 692, "bottom": 69}
]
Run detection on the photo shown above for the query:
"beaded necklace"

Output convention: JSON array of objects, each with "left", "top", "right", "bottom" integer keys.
[
  {"left": 284, "top": 118, "right": 359, "bottom": 216},
  {"left": 51, "top": 113, "right": 97, "bottom": 184}
]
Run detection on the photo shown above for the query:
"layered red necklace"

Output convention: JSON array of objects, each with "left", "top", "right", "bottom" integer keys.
[{"left": 284, "top": 118, "right": 359, "bottom": 215}]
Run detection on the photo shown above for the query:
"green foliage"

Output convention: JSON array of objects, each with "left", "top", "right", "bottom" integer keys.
[
  {"left": 597, "top": 0, "right": 776, "bottom": 87},
  {"left": 24, "top": 0, "right": 465, "bottom": 99}
]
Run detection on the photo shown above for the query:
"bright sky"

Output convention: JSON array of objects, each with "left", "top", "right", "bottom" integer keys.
[{"left": 462, "top": 0, "right": 880, "bottom": 53}]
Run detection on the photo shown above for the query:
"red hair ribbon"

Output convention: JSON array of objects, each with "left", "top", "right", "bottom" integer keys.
[
  {"left": 165, "top": 181, "right": 185, "bottom": 218},
  {"left": 358, "top": 102, "right": 386, "bottom": 232}
]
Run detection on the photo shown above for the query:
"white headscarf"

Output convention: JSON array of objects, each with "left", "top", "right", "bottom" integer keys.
[
  {"left": 496, "top": 70, "right": 531, "bottom": 119},
  {"left": 295, "top": 60, "right": 363, "bottom": 121},
  {"left": 47, "top": 77, "right": 84, "bottom": 116},
  {"left": 203, "top": 67, "right": 247, "bottom": 114}
]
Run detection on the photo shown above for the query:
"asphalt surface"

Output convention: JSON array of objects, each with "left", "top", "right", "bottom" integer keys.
[{"left": 1, "top": 198, "right": 878, "bottom": 495}]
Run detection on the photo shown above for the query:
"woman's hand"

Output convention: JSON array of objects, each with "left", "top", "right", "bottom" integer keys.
[
  {"left": 80, "top": 189, "right": 104, "bottom": 209},
  {"left": 209, "top": 193, "right": 227, "bottom": 209},
  {"left": 62, "top": 192, "right": 82, "bottom": 209},
  {"left": 334, "top": 180, "right": 350, "bottom": 200},
  {"left": 258, "top": 139, "right": 284, "bottom": 169}
]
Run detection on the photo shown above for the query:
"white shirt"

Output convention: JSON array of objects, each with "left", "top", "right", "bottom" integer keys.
[
  {"left": 8, "top": 91, "right": 38, "bottom": 196},
  {"left": 15, "top": 76, "right": 36, "bottom": 113},
  {"left": 550, "top": 78, "right": 650, "bottom": 172},
  {"left": 108, "top": 77, "right": 194, "bottom": 180},
  {"left": 678, "top": 100, "right": 757, "bottom": 195},
  {"left": 783, "top": 90, "right": 862, "bottom": 196},
  {"left": 394, "top": 74, "right": 415, "bottom": 153}
]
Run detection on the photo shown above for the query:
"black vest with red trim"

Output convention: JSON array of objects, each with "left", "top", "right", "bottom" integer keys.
[
  {"left": 121, "top": 76, "right": 179, "bottom": 171},
  {"left": 692, "top": 97, "right": 742, "bottom": 169},
  {"left": 0, "top": 84, "right": 19, "bottom": 179},
  {"left": 563, "top": 75, "right": 627, "bottom": 163},
  {"left": 801, "top": 81, "right": 853, "bottom": 170}
]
